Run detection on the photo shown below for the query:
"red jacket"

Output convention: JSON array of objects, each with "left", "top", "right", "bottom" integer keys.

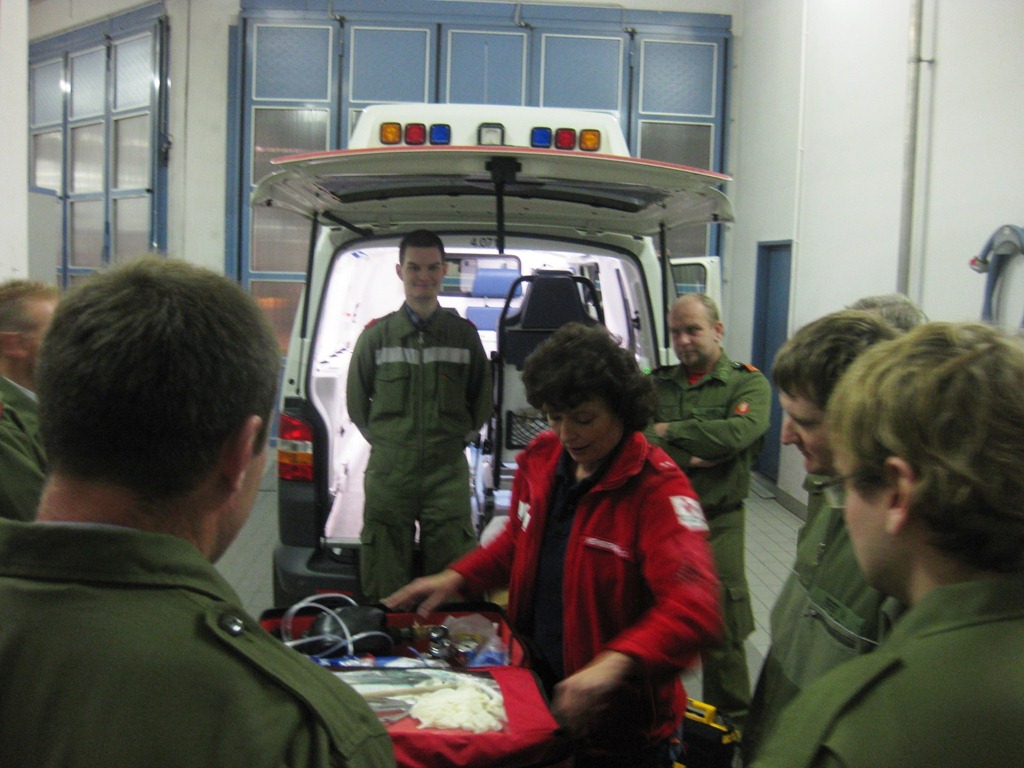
[{"left": 454, "top": 431, "right": 722, "bottom": 751}]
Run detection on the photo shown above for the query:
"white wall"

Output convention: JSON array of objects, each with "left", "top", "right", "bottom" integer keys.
[
  {"left": 729, "top": 0, "right": 1024, "bottom": 503},
  {"left": 1, "top": 0, "right": 30, "bottom": 280}
]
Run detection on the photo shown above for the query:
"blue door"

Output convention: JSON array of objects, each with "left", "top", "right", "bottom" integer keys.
[{"left": 752, "top": 242, "right": 792, "bottom": 482}]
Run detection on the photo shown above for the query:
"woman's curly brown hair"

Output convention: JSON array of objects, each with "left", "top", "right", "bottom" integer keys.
[{"left": 521, "top": 322, "right": 656, "bottom": 431}]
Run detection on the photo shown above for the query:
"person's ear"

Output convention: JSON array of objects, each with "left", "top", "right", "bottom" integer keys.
[
  {"left": 882, "top": 456, "right": 917, "bottom": 535},
  {"left": 395, "top": 262, "right": 404, "bottom": 280},
  {"left": 0, "top": 331, "right": 25, "bottom": 358},
  {"left": 218, "top": 415, "right": 264, "bottom": 494}
]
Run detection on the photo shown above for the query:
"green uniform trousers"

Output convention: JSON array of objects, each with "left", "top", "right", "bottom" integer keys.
[{"left": 360, "top": 445, "right": 477, "bottom": 602}]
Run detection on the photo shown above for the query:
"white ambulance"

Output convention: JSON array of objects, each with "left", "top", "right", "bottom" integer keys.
[{"left": 252, "top": 103, "right": 731, "bottom": 604}]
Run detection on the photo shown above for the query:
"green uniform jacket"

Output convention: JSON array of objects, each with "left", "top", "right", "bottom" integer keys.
[
  {"left": 743, "top": 485, "right": 889, "bottom": 760},
  {"left": 0, "top": 520, "right": 395, "bottom": 768},
  {"left": 753, "top": 571, "right": 1024, "bottom": 768},
  {"left": 0, "top": 377, "right": 46, "bottom": 522},
  {"left": 644, "top": 353, "right": 771, "bottom": 512},
  {"left": 347, "top": 306, "right": 491, "bottom": 454}
]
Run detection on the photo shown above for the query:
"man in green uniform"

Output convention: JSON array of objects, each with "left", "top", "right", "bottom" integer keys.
[
  {"left": 644, "top": 293, "right": 771, "bottom": 728},
  {"left": 754, "top": 322, "right": 1024, "bottom": 768},
  {"left": 0, "top": 279, "right": 59, "bottom": 521},
  {"left": 0, "top": 259, "right": 394, "bottom": 768},
  {"left": 348, "top": 230, "right": 492, "bottom": 602},
  {"left": 742, "top": 311, "right": 897, "bottom": 761}
]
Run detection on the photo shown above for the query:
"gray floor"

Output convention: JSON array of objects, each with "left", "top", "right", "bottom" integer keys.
[{"left": 217, "top": 452, "right": 802, "bottom": 684}]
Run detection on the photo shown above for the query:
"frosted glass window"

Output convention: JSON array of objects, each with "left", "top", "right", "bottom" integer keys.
[
  {"left": 252, "top": 108, "right": 329, "bottom": 184},
  {"left": 71, "top": 122, "right": 105, "bottom": 194},
  {"left": 113, "top": 196, "right": 152, "bottom": 262},
  {"left": 251, "top": 280, "right": 303, "bottom": 354},
  {"left": 254, "top": 25, "right": 331, "bottom": 101},
  {"left": 115, "top": 114, "right": 150, "bottom": 190},
  {"left": 70, "top": 48, "right": 105, "bottom": 119},
  {"left": 251, "top": 204, "right": 311, "bottom": 273},
  {"left": 31, "top": 61, "right": 64, "bottom": 126},
  {"left": 639, "top": 121, "right": 713, "bottom": 169},
  {"left": 640, "top": 41, "right": 716, "bottom": 117},
  {"left": 114, "top": 36, "right": 152, "bottom": 111},
  {"left": 33, "top": 131, "right": 63, "bottom": 192},
  {"left": 70, "top": 200, "right": 104, "bottom": 267}
]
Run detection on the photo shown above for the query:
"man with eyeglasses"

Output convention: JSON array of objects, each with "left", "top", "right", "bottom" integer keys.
[
  {"left": 0, "top": 280, "right": 59, "bottom": 521},
  {"left": 753, "top": 322, "right": 1024, "bottom": 767},
  {"left": 741, "top": 310, "right": 897, "bottom": 761}
]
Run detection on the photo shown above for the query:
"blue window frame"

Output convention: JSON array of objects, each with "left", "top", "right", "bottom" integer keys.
[{"left": 28, "top": 3, "right": 169, "bottom": 285}]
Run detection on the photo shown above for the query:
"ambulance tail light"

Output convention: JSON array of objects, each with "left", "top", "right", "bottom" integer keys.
[
  {"left": 278, "top": 412, "right": 314, "bottom": 482},
  {"left": 477, "top": 123, "right": 505, "bottom": 146},
  {"left": 380, "top": 122, "right": 402, "bottom": 145},
  {"left": 530, "top": 127, "right": 553, "bottom": 148},
  {"left": 579, "top": 129, "right": 601, "bottom": 151},
  {"left": 404, "top": 123, "right": 427, "bottom": 145},
  {"left": 380, "top": 121, "right": 451, "bottom": 145},
  {"left": 554, "top": 128, "right": 577, "bottom": 150}
]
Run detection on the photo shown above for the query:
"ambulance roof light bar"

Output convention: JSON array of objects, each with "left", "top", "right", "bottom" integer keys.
[{"left": 377, "top": 119, "right": 600, "bottom": 150}]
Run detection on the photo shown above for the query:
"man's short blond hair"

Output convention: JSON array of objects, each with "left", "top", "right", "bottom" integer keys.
[
  {"left": 673, "top": 293, "right": 720, "bottom": 324},
  {"left": 0, "top": 280, "right": 60, "bottom": 332},
  {"left": 829, "top": 322, "right": 1024, "bottom": 572}
]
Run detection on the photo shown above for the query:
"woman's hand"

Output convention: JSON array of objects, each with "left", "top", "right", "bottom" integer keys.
[
  {"left": 552, "top": 651, "right": 637, "bottom": 739},
  {"left": 382, "top": 569, "right": 466, "bottom": 617}
]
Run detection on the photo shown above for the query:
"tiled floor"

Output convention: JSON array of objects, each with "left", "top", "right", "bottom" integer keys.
[{"left": 217, "top": 454, "right": 804, "bottom": 684}]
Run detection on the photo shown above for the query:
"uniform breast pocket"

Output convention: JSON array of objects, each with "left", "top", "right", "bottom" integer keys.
[
  {"left": 371, "top": 366, "right": 410, "bottom": 417},
  {"left": 436, "top": 361, "right": 468, "bottom": 417}
]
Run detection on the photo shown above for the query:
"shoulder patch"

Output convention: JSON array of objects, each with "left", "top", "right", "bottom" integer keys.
[
  {"left": 670, "top": 496, "right": 709, "bottom": 532},
  {"left": 733, "top": 361, "right": 761, "bottom": 373},
  {"left": 364, "top": 317, "right": 380, "bottom": 329}
]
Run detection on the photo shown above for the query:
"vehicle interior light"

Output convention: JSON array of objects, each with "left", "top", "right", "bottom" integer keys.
[
  {"left": 530, "top": 127, "right": 553, "bottom": 148},
  {"left": 430, "top": 124, "right": 452, "bottom": 144},
  {"left": 579, "top": 129, "right": 601, "bottom": 151},
  {"left": 477, "top": 123, "right": 505, "bottom": 146},
  {"left": 380, "top": 122, "right": 402, "bottom": 145},
  {"left": 554, "top": 128, "right": 577, "bottom": 150}
]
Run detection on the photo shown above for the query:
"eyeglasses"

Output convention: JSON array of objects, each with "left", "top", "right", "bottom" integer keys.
[{"left": 820, "top": 474, "right": 850, "bottom": 508}]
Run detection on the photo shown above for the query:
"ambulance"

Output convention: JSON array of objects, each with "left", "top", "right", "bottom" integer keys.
[{"left": 252, "top": 103, "right": 732, "bottom": 604}]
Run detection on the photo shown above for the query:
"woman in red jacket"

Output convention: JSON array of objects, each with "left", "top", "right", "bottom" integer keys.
[{"left": 385, "top": 322, "right": 722, "bottom": 767}]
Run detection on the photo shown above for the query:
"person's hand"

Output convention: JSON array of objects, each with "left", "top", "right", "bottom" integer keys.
[
  {"left": 552, "top": 651, "right": 636, "bottom": 739},
  {"left": 382, "top": 569, "right": 466, "bottom": 617},
  {"left": 689, "top": 455, "right": 720, "bottom": 468},
  {"left": 651, "top": 422, "right": 669, "bottom": 438}
]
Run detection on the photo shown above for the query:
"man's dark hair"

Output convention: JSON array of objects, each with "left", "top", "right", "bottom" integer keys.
[
  {"left": 37, "top": 258, "right": 280, "bottom": 500},
  {"left": 399, "top": 230, "right": 446, "bottom": 264},
  {"left": 772, "top": 310, "right": 897, "bottom": 409},
  {"left": 522, "top": 322, "right": 655, "bottom": 432}
]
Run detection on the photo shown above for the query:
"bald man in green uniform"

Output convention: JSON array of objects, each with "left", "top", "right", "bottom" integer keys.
[
  {"left": 0, "top": 260, "right": 394, "bottom": 768},
  {"left": 644, "top": 293, "right": 771, "bottom": 728}
]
